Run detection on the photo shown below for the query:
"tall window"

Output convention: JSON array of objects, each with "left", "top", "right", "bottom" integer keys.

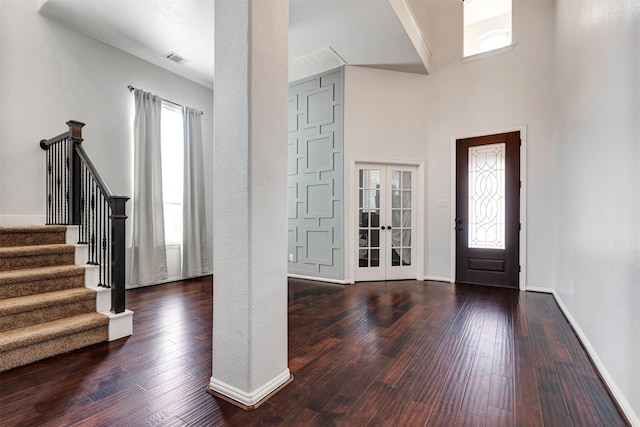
[
  {"left": 464, "top": 0, "right": 512, "bottom": 57},
  {"left": 161, "top": 103, "right": 184, "bottom": 246}
]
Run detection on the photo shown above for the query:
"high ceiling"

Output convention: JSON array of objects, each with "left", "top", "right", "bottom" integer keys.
[{"left": 38, "top": 0, "right": 427, "bottom": 89}]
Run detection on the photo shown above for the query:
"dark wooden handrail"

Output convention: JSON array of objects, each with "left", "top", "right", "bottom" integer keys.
[{"left": 40, "top": 121, "right": 129, "bottom": 315}]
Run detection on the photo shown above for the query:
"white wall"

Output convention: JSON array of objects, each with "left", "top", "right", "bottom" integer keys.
[
  {"left": 554, "top": 0, "right": 640, "bottom": 422},
  {"left": 343, "top": 66, "right": 429, "bottom": 282},
  {"left": 350, "top": 0, "right": 556, "bottom": 287},
  {"left": 0, "top": 0, "right": 214, "bottom": 287}
]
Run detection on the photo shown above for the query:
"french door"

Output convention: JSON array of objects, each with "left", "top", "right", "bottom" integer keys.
[
  {"left": 455, "top": 132, "right": 520, "bottom": 288},
  {"left": 355, "top": 163, "right": 417, "bottom": 282}
]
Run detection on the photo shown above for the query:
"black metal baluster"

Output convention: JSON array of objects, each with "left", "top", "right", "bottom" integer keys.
[
  {"left": 89, "top": 180, "right": 97, "bottom": 265},
  {"left": 47, "top": 149, "right": 52, "bottom": 224},
  {"left": 58, "top": 141, "right": 63, "bottom": 224},
  {"left": 107, "top": 207, "right": 112, "bottom": 288},
  {"left": 97, "top": 190, "right": 103, "bottom": 286},
  {"left": 64, "top": 141, "right": 69, "bottom": 224},
  {"left": 62, "top": 141, "right": 66, "bottom": 223},
  {"left": 78, "top": 163, "right": 86, "bottom": 244},
  {"left": 101, "top": 193, "right": 108, "bottom": 287},
  {"left": 53, "top": 143, "right": 58, "bottom": 224},
  {"left": 84, "top": 165, "right": 89, "bottom": 244},
  {"left": 58, "top": 142, "right": 62, "bottom": 224}
]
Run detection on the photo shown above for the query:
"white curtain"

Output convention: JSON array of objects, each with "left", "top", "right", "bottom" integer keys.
[
  {"left": 182, "top": 106, "right": 209, "bottom": 277},
  {"left": 131, "top": 89, "right": 168, "bottom": 286}
]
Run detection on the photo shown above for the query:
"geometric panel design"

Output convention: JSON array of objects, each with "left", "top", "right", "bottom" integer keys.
[
  {"left": 306, "top": 183, "right": 333, "bottom": 218},
  {"left": 288, "top": 139, "right": 298, "bottom": 175},
  {"left": 306, "top": 229, "right": 332, "bottom": 264},
  {"left": 306, "top": 135, "right": 333, "bottom": 172},
  {"left": 307, "top": 87, "right": 333, "bottom": 126},
  {"left": 288, "top": 228, "right": 297, "bottom": 262},
  {"left": 288, "top": 96, "right": 298, "bottom": 132},
  {"left": 288, "top": 184, "right": 297, "bottom": 219},
  {"left": 287, "top": 68, "right": 344, "bottom": 280}
]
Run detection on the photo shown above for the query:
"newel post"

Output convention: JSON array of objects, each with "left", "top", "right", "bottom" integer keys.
[
  {"left": 67, "top": 120, "right": 85, "bottom": 226},
  {"left": 109, "top": 195, "right": 129, "bottom": 314}
]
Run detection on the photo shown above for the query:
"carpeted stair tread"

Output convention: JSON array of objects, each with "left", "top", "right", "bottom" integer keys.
[
  {"left": 0, "top": 312, "right": 108, "bottom": 352},
  {"left": 0, "top": 265, "right": 84, "bottom": 284},
  {"left": 0, "top": 265, "right": 85, "bottom": 298},
  {"left": 0, "top": 287, "right": 95, "bottom": 314},
  {"left": 0, "top": 244, "right": 75, "bottom": 271},
  {"left": 0, "top": 288, "right": 97, "bottom": 332},
  {"left": 0, "top": 225, "right": 114, "bottom": 372},
  {"left": 0, "top": 225, "right": 67, "bottom": 247}
]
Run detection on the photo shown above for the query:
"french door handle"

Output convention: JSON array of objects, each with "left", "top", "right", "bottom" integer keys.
[
  {"left": 455, "top": 218, "right": 463, "bottom": 231},
  {"left": 380, "top": 226, "right": 392, "bottom": 230}
]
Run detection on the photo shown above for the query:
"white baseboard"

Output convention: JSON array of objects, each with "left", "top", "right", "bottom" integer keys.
[
  {"left": 287, "top": 274, "right": 349, "bottom": 285},
  {"left": 0, "top": 215, "right": 46, "bottom": 226},
  {"left": 552, "top": 291, "right": 639, "bottom": 426},
  {"left": 208, "top": 369, "right": 292, "bottom": 409},
  {"left": 524, "top": 286, "right": 554, "bottom": 293},
  {"left": 423, "top": 276, "right": 453, "bottom": 283},
  {"left": 105, "top": 309, "right": 134, "bottom": 341}
]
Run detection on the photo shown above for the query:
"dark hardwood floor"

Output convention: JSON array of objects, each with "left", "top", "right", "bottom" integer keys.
[{"left": 0, "top": 276, "right": 628, "bottom": 426}]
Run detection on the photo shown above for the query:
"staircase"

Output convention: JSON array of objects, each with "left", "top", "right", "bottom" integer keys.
[{"left": 0, "top": 225, "right": 109, "bottom": 372}]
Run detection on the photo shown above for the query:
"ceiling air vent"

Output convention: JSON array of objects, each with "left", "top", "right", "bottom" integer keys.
[
  {"left": 165, "top": 52, "right": 188, "bottom": 65},
  {"left": 289, "top": 47, "right": 346, "bottom": 82}
]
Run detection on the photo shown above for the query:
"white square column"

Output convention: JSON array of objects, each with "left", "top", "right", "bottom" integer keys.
[{"left": 208, "top": 0, "right": 291, "bottom": 409}]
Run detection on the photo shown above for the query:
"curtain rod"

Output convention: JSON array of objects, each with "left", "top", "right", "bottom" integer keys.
[{"left": 127, "top": 85, "right": 203, "bottom": 115}]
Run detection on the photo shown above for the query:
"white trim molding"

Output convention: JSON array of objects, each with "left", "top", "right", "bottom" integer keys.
[
  {"left": 461, "top": 44, "right": 516, "bottom": 63},
  {"left": 524, "top": 286, "right": 553, "bottom": 294},
  {"left": 388, "top": 0, "right": 432, "bottom": 73},
  {"left": 287, "top": 274, "right": 349, "bottom": 285},
  {"left": 552, "top": 292, "right": 640, "bottom": 426},
  {"left": 423, "top": 276, "right": 453, "bottom": 283},
  {"left": 208, "top": 369, "right": 292, "bottom": 409},
  {"left": 450, "top": 125, "right": 528, "bottom": 290}
]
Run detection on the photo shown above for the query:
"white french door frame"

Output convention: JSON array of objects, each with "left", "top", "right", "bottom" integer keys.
[
  {"left": 450, "top": 125, "right": 528, "bottom": 290},
  {"left": 346, "top": 158, "right": 425, "bottom": 283}
]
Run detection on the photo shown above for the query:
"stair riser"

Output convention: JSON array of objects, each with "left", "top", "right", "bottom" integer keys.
[
  {"left": 0, "top": 252, "right": 75, "bottom": 272},
  {"left": 0, "top": 274, "right": 85, "bottom": 299},
  {"left": 0, "top": 326, "right": 108, "bottom": 372},
  {"left": 0, "top": 230, "right": 66, "bottom": 248},
  {"left": 0, "top": 299, "right": 96, "bottom": 332}
]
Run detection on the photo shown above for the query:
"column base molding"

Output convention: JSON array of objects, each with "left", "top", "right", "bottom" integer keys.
[{"left": 207, "top": 370, "right": 293, "bottom": 410}]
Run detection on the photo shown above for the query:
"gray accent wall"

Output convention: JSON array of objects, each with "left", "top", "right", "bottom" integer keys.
[{"left": 287, "top": 69, "right": 344, "bottom": 280}]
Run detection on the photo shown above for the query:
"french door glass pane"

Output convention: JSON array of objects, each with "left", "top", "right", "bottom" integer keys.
[
  {"left": 402, "top": 171, "right": 411, "bottom": 189},
  {"left": 468, "top": 143, "right": 506, "bottom": 249},
  {"left": 391, "top": 169, "right": 412, "bottom": 267},
  {"left": 392, "top": 210, "right": 401, "bottom": 227},
  {"left": 392, "top": 190, "right": 401, "bottom": 208},
  {"left": 402, "top": 210, "right": 411, "bottom": 227},
  {"left": 359, "top": 168, "right": 382, "bottom": 268}
]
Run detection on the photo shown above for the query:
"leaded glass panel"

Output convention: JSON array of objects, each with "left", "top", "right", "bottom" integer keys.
[{"left": 468, "top": 143, "right": 506, "bottom": 249}]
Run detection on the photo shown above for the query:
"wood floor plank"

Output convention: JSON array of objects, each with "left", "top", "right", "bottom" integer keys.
[{"left": 0, "top": 277, "right": 629, "bottom": 426}]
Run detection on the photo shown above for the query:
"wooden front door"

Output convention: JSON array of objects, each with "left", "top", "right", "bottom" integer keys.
[{"left": 455, "top": 132, "right": 520, "bottom": 288}]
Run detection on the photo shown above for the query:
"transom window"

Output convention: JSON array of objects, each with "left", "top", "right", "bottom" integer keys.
[{"left": 464, "top": 0, "right": 512, "bottom": 57}]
